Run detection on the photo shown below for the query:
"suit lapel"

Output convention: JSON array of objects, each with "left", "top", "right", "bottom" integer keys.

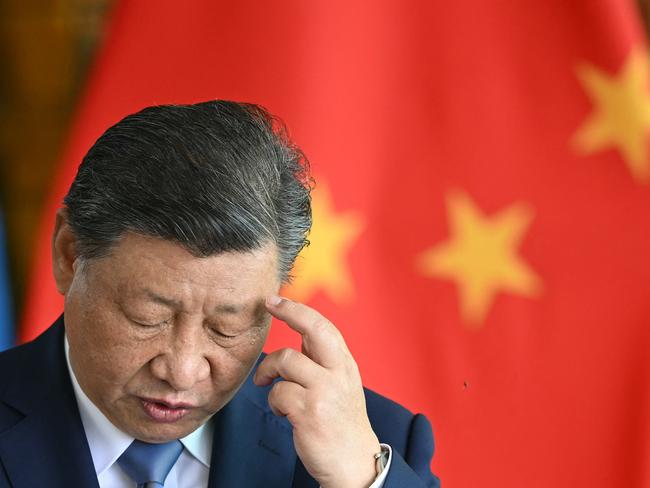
[
  {"left": 0, "top": 392, "right": 99, "bottom": 488},
  {"left": 0, "top": 319, "right": 98, "bottom": 488},
  {"left": 0, "top": 321, "right": 310, "bottom": 487},
  {"left": 207, "top": 375, "right": 297, "bottom": 488}
]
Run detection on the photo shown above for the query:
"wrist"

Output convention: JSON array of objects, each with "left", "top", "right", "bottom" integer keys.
[{"left": 320, "top": 440, "right": 382, "bottom": 488}]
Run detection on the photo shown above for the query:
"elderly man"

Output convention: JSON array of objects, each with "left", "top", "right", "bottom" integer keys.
[{"left": 0, "top": 101, "right": 439, "bottom": 487}]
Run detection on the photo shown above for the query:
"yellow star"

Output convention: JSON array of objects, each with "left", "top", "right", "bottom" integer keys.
[
  {"left": 573, "top": 48, "right": 650, "bottom": 183},
  {"left": 286, "top": 181, "right": 363, "bottom": 304},
  {"left": 417, "top": 191, "right": 542, "bottom": 327}
]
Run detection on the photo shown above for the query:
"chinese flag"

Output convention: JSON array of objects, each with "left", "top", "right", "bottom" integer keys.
[{"left": 21, "top": 1, "right": 650, "bottom": 486}]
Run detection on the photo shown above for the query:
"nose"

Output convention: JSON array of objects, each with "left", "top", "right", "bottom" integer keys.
[{"left": 149, "top": 321, "right": 211, "bottom": 391}]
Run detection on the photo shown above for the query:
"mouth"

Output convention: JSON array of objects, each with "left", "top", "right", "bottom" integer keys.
[{"left": 139, "top": 397, "right": 194, "bottom": 423}]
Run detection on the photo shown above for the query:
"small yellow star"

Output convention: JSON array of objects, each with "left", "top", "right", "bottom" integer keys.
[
  {"left": 573, "top": 48, "right": 650, "bottom": 183},
  {"left": 417, "top": 191, "right": 542, "bottom": 327},
  {"left": 286, "top": 181, "right": 363, "bottom": 304}
]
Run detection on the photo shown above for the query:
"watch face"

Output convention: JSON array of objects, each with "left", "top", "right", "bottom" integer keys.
[{"left": 375, "top": 448, "right": 389, "bottom": 474}]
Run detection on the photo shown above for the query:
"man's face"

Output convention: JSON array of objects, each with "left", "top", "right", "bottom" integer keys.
[{"left": 61, "top": 231, "right": 280, "bottom": 443}]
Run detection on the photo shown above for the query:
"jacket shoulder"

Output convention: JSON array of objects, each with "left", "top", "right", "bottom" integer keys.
[
  {"left": 0, "top": 335, "right": 43, "bottom": 393},
  {"left": 0, "top": 319, "right": 66, "bottom": 416},
  {"left": 363, "top": 387, "right": 417, "bottom": 424}
]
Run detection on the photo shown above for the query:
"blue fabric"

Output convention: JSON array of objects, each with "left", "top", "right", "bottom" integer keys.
[
  {"left": 118, "top": 439, "right": 183, "bottom": 487},
  {"left": 0, "top": 317, "right": 440, "bottom": 487},
  {"left": 0, "top": 210, "right": 13, "bottom": 351}
]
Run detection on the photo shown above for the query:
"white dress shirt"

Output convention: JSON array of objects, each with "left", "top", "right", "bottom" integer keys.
[{"left": 65, "top": 337, "right": 391, "bottom": 487}]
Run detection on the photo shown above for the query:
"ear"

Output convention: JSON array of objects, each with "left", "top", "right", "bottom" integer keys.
[{"left": 52, "top": 208, "right": 80, "bottom": 295}]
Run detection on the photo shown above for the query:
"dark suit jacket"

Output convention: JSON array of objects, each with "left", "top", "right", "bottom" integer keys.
[{"left": 0, "top": 317, "right": 440, "bottom": 487}]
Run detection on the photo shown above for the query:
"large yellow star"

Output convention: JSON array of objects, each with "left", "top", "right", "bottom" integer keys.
[
  {"left": 417, "top": 191, "right": 542, "bottom": 327},
  {"left": 286, "top": 181, "right": 363, "bottom": 303},
  {"left": 573, "top": 48, "right": 650, "bottom": 183}
]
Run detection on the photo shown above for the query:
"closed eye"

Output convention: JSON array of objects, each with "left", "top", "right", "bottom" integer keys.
[
  {"left": 210, "top": 328, "right": 238, "bottom": 339},
  {"left": 130, "top": 317, "right": 171, "bottom": 327}
]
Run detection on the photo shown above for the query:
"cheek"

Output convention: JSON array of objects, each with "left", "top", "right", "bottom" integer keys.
[
  {"left": 67, "top": 298, "right": 155, "bottom": 392},
  {"left": 209, "top": 328, "right": 269, "bottom": 388},
  {"left": 239, "top": 325, "right": 270, "bottom": 362}
]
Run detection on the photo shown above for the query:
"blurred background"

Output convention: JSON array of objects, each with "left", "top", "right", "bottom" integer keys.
[
  {"left": 1, "top": 1, "right": 649, "bottom": 487},
  {"left": 0, "top": 0, "right": 110, "bottom": 316}
]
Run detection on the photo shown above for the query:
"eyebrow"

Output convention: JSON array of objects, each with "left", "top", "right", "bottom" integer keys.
[
  {"left": 144, "top": 290, "right": 181, "bottom": 308},
  {"left": 212, "top": 303, "right": 244, "bottom": 314},
  {"left": 142, "top": 289, "right": 245, "bottom": 314}
]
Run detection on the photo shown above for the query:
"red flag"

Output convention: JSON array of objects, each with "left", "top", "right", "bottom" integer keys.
[{"left": 22, "top": 1, "right": 650, "bottom": 486}]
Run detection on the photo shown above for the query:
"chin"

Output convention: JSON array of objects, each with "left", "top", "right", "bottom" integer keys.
[{"left": 128, "top": 421, "right": 199, "bottom": 443}]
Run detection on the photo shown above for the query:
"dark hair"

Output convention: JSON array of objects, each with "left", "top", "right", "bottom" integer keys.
[{"left": 63, "top": 100, "right": 312, "bottom": 281}]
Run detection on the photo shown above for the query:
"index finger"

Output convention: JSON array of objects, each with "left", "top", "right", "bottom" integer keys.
[{"left": 265, "top": 296, "right": 350, "bottom": 368}]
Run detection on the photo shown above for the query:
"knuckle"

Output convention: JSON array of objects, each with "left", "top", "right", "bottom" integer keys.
[
  {"left": 310, "top": 316, "right": 332, "bottom": 335},
  {"left": 309, "top": 396, "right": 329, "bottom": 419},
  {"left": 282, "top": 298, "right": 298, "bottom": 312},
  {"left": 344, "top": 358, "right": 360, "bottom": 377},
  {"left": 277, "top": 348, "right": 296, "bottom": 372},
  {"left": 268, "top": 384, "right": 277, "bottom": 402},
  {"left": 332, "top": 327, "right": 345, "bottom": 344},
  {"left": 278, "top": 347, "right": 296, "bottom": 363},
  {"left": 268, "top": 381, "right": 285, "bottom": 402}
]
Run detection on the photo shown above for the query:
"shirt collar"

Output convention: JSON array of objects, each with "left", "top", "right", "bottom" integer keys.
[{"left": 64, "top": 335, "right": 213, "bottom": 475}]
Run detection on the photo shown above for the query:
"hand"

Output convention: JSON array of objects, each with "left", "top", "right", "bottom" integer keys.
[{"left": 253, "top": 296, "right": 381, "bottom": 488}]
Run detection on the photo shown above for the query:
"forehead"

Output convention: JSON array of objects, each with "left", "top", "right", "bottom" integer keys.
[{"left": 86, "top": 233, "right": 280, "bottom": 304}]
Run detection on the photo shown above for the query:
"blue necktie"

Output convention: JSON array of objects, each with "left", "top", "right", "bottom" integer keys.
[{"left": 117, "top": 439, "right": 184, "bottom": 488}]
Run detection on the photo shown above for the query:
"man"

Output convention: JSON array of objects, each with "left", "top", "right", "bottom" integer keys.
[{"left": 0, "top": 101, "right": 439, "bottom": 487}]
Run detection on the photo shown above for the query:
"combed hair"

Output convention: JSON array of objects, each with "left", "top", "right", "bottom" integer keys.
[{"left": 63, "top": 100, "right": 312, "bottom": 281}]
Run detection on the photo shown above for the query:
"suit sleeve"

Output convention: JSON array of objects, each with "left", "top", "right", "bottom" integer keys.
[{"left": 382, "top": 414, "right": 441, "bottom": 488}]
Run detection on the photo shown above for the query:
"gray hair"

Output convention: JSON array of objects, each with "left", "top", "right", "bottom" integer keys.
[{"left": 63, "top": 100, "right": 312, "bottom": 281}]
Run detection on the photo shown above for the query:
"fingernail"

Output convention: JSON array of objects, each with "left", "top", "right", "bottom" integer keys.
[{"left": 266, "top": 295, "right": 283, "bottom": 306}]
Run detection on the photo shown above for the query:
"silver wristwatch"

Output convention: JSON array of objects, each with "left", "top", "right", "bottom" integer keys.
[{"left": 374, "top": 446, "right": 390, "bottom": 475}]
